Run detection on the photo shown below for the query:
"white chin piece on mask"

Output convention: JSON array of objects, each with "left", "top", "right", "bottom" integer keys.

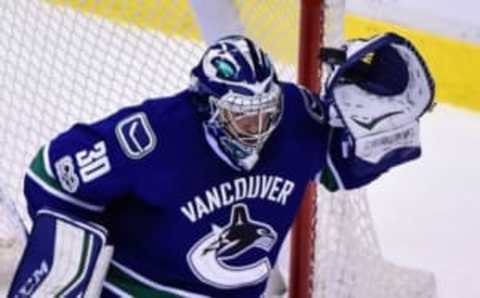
[
  {"left": 238, "top": 151, "right": 259, "bottom": 171},
  {"left": 203, "top": 123, "right": 261, "bottom": 172}
]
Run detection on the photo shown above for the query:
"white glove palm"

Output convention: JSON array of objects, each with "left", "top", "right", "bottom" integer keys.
[{"left": 323, "top": 33, "right": 435, "bottom": 163}]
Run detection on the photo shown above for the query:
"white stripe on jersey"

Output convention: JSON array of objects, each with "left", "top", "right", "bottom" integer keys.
[
  {"left": 111, "top": 260, "right": 209, "bottom": 298},
  {"left": 37, "top": 209, "right": 108, "bottom": 238},
  {"left": 27, "top": 169, "right": 105, "bottom": 212},
  {"left": 43, "top": 143, "right": 55, "bottom": 178},
  {"left": 104, "top": 281, "right": 134, "bottom": 298}
]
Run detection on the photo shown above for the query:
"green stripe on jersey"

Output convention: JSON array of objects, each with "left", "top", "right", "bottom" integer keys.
[
  {"left": 106, "top": 265, "right": 179, "bottom": 298},
  {"left": 30, "top": 147, "right": 62, "bottom": 191},
  {"left": 320, "top": 167, "right": 339, "bottom": 192}
]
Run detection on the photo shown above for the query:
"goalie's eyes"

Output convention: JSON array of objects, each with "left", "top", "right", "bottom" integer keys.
[{"left": 226, "top": 111, "right": 272, "bottom": 135}]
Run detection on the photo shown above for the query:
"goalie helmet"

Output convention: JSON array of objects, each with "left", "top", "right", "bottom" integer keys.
[{"left": 190, "top": 35, "right": 283, "bottom": 171}]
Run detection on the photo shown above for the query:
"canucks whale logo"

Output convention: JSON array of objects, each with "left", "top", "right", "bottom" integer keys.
[{"left": 187, "top": 203, "right": 278, "bottom": 289}]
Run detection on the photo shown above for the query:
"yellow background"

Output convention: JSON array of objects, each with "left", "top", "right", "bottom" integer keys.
[{"left": 47, "top": 0, "right": 480, "bottom": 111}]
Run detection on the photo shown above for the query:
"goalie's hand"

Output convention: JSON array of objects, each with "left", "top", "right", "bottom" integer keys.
[
  {"left": 324, "top": 33, "right": 435, "bottom": 129},
  {"left": 321, "top": 32, "right": 435, "bottom": 165}
]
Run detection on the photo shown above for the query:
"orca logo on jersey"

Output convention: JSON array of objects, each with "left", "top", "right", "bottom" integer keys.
[{"left": 187, "top": 204, "right": 277, "bottom": 289}]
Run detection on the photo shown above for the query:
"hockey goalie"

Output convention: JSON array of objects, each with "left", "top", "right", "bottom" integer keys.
[{"left": 7, "top": 33, "right": 434, "bottom": 297}]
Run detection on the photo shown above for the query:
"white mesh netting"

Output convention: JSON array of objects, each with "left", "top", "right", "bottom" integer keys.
[
  {"left": 0, "top": 188, "right": 26, "bottom": 291},
  {"left": 0, "top": 1, "right": 206, "bottom": 228},
  {"left": 313, "top": 186, "right": 436, "bottom": 298}
]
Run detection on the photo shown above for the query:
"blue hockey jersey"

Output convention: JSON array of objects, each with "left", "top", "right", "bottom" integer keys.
[{"left": 23, "top": 82, "right": 410, "bottom": 297}]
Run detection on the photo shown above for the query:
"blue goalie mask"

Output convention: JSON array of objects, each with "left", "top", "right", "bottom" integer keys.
[{"left": 190, "top": 35, "right": 283, "bottom": 171}]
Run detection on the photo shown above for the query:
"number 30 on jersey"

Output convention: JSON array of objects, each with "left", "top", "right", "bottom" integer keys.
[
  {"left": 55, "top": 140, "right": 111, "bottom": 193},
  {"left": 75, "top": 141, "right": 111, "bottom": 183}
]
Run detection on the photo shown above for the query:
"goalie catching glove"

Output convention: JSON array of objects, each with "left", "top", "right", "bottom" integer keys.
[{"left": 321, "top": 32, "right": 435, "bottom": 190}]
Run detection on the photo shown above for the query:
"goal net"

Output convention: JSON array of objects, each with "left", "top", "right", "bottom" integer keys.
[{"left": 0, "top": 1, "right": 436, "bottom": 297}]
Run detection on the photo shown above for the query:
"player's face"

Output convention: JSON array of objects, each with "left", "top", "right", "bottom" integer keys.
[
  {"left": 225, "top": 110, "right": 271, "bottom": 139},
  {"left": 221, "top": 104, "right": 279, "bottom": 147},
  {"left": 214, "top": 83, "right": 282, "bottom": 148}
]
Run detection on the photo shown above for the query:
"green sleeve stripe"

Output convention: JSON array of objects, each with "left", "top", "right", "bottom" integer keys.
[
  {"left": 30, "top": 147, "right": 63, "bottom": 191},
  {"left": 43, "top": 142, "right": 55, "bottom": 178},
  {"left": 29, "top": 148, "right": 106, "bottom": 212},
  {"left": 107, "top": 261, "right": 208, "bottom": 298},
  {"left": 26, "top": 169, "right": 105, "bottom": 212},
  {"left": 320, "top": 167, "right": 339, "bottom": 192},
  {"left": 320, "top": 128, "right": 341, "bottom": 192},
  {"left": 106, "top": 265, "right": 179, "bottom": 298}
]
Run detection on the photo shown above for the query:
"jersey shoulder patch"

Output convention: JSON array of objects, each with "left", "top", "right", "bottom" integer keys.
[{"left": 115, "top": 112, "right": 157, "bottom": 160}]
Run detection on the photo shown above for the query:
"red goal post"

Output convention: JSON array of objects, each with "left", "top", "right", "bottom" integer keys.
[
  {"left": 291, "top": 2, "right": 437, "bottom": 298},
  {"left": 290, "top": 1, "right": 325, "bottom": 297}
]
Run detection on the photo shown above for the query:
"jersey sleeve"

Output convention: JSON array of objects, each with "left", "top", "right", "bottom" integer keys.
[
  {"left": 24, "top": 104, "right": 153, "bottom": 220},
  {"left": 319, "top": 126, "right": 421, "bottom": 191},
  {"left": 297, "top": 85, "right": 326, "bottom": 126}
]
